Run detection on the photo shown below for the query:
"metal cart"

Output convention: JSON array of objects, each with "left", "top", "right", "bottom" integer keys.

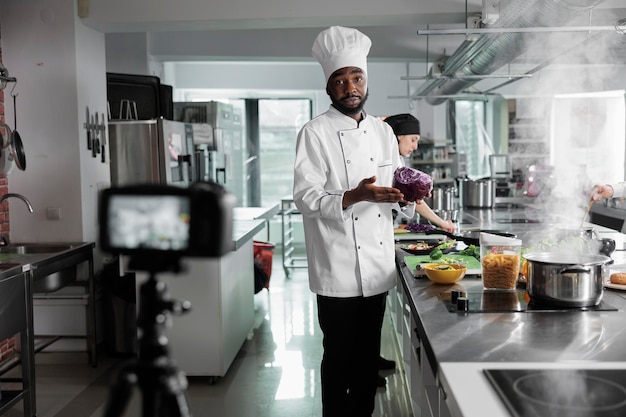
[{"left": 281, "top": 197, "right": 308, "bottom": 278}]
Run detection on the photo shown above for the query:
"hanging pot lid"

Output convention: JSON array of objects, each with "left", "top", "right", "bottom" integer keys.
[
  {"left": 0, "top": 122, "right": 12, "bottom": 151},
  {"left": 0, "top": 140, "right": 14, "bottom": 175}
]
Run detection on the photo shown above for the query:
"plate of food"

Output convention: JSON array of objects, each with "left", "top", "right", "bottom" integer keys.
[
  {"left": 605, "top": 268, "right": 626, "bottom": 291},
  {"left": 400, "top": 240, "right": 456, "bottom": 256}
]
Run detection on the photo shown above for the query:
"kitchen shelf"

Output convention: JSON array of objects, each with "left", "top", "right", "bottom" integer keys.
[
  {"left": 507, "top": 99, "right": 550, "bottom": 171},
  {"left": 411, "top": 138, "right": 457, "bottom": 188},
  {"left": 0, "top": 271, "right": 35, "bottom": 417},
  {"left": 412, "top": 159, "right": 454, "bottom": 165}
]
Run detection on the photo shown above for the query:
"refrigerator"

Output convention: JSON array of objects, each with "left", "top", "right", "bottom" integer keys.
[
  {"left": 174, "top": 101, "right": 246, "bottom": 206},
  {"left": 108, "top": 118, "right": 196, "bottom": 187}
]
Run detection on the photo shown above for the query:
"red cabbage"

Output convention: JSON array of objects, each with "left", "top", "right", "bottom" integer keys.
[
  {"left": 405, "top": 223, "right": 435, "bottom": 233},
  {"left": 392, "top": 166, "right": 433, "bottom": 202}
]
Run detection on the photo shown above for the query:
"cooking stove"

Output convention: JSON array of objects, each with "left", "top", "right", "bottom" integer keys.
[
  {"left": 439, "top": 290, "right": 618, "bottom": 313},
  {"left": 495, "top": 218, "right": 542, "bottom": 224},
  {"left": 484, "top": 369, "right": 626, "bottom": 417}
]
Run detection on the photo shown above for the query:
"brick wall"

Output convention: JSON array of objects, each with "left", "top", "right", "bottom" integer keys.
[{"left": 0, "top": 32, "right": 17, "bottom": 363}]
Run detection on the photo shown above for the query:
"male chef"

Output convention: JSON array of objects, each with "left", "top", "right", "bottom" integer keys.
[{"left": 292, "top": 26, "right": 415, "bottom": 417}]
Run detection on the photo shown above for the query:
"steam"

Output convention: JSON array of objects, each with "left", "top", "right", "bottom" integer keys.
[{"left": 505, "top": 16, "right": 626, "bottom": 228}]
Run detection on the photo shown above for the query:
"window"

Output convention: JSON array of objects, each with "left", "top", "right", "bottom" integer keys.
[
  {"left": 258, "top": 99, "right": 312, "bottom": 207},
  {"left": 453, "top": 100, "right": 493, "bottom": 179}
]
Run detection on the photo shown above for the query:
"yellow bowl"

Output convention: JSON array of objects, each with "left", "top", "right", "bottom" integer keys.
[{"left": 423, "top": 263, "right": 467, "bottom": 284}]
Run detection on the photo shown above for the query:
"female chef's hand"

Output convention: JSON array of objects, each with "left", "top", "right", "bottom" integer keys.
[
  {"left": 591, "top": 184, "right": 614, "bottom": 202},
  {"left": 343, "top": 176, "right": 420, "bottom": 208},
  {"left": 438, "top": 219, "right": 455, "bottom": 233}
]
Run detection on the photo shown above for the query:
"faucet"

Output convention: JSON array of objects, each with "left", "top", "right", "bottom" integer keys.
[
  {"left": 0, "top": 193, "right": 34, "bottom": 213},
  {"left": 0, "top": 193, "right": 34, "bottom": 246}
]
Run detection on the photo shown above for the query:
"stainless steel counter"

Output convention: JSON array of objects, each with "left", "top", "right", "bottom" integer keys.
[{"left": 396, "top": 205, "right": 626, "bottom": 417}]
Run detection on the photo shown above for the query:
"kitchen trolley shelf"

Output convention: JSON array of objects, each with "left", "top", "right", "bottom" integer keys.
[
  {"left": 281, "top": 197, "right": 307, "bottom": 278},
  {"left": 0, "top": 271, "right": 35, "bottom": 417}
]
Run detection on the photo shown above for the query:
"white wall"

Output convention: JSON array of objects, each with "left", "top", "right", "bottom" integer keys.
[
  {"left": 1, "top": 0, "right": 110, "bottom": 266},
  {"left": 162, "top": 60, "right": 418, "bottom": 118}
]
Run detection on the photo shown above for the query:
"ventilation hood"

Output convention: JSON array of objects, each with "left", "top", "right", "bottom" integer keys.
[{"left": 415, "top": 0, "right": 607, "bottom": 105}]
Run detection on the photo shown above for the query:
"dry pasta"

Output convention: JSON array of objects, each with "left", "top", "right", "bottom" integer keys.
[{"left": 482, "top": 253, "right": 521, "bottom": 289}]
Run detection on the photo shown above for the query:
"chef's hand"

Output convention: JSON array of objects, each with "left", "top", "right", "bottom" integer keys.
[
  {"left": 438, "top": 219, "right": 455, "bottom": 233},
  {"left": 591, "top": 184, "right": 614, "bottom": 202},
  {"left": 343, "top": 176, "right": 418, "bottom": 208}
]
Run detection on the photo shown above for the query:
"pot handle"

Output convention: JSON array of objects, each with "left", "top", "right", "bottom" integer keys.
[{"left": 558, "top": 265, "right": 590, "bottom": 275}]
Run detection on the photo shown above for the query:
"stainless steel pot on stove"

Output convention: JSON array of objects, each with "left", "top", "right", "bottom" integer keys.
[
  {"left": 524, "top": 252, "right": 612, "bottom": 307},
  {"left": 458, "top": 178, "right": 495, "bottom": 208}
]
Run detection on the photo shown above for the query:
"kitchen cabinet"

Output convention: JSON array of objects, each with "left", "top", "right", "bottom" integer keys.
[{"left": 410, "top": 138, "right": 456, "bottom": 187}]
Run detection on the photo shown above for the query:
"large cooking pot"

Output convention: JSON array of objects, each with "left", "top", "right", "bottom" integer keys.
[
  {"left": 430, "top": 187, "right": 455, "bottom": 211},
  {"left": 524, "top": 252, "right": 612, "bottom": 307},
  {"left": 458, "top": 178, "right": 495, "bottom": 208}
]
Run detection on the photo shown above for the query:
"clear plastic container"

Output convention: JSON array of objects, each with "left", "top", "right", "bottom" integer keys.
[{"left": 480, "top": 233, "right": 522, "bottom": 290}]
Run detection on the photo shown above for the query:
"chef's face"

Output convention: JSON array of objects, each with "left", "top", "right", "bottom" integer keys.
[
  {"left": 397, "top": 134, "right": 420, "bottom": 157},
  {"left": 327, "top": 66, "right": 368, "bottom": 117}
]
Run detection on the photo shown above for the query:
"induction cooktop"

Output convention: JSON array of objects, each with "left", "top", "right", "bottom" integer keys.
[
  {"left": 484, "top": 369, "right": 626, "bottom": 417},
  {"left": 439, "top": 290, "right": 618, "bottom": 313}
]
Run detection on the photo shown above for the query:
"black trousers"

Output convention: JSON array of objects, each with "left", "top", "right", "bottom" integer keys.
[{"left": 317, "top": 292, "right": 387, "bottom": 417}]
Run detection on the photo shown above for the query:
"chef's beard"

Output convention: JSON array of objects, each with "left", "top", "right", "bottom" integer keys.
[{"left": 331, "top": 90, "right": 369, "bottom": 117}]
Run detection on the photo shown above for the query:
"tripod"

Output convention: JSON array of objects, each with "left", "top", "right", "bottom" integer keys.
[{"left": 103, "top": 258, "right": 193, "bottom": 417}]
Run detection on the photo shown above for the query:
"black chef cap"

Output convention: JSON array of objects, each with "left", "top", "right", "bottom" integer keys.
[{"left": 384, "top": 113, "right": 420, "bottom": 136}]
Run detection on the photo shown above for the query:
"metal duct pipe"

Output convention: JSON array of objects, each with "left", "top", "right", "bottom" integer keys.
[{"left": 418, "top": 0, "right": 605, "bottom": 105}]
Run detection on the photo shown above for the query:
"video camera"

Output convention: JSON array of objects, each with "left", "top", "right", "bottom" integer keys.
[{"left": 98, "top": 181, "right": 235, "bottom": 264}]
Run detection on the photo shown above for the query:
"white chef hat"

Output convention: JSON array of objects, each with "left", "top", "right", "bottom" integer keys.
[{"left": 312, "top": 26, "right": 372, "bottom": 83}]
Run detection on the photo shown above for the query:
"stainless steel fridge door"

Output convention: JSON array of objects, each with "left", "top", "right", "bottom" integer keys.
[{"left": 109, "top": 120, "right": 163, "bottom": 186}]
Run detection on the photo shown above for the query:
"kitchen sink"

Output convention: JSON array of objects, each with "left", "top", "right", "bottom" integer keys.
[
  {"left": 0, "top": 243, "right": 82, "bottom": 293},
  {"left": 0, "top": 243, "right": 77, "bottom": 254}
]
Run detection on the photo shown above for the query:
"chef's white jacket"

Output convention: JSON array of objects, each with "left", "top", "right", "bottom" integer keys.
[
  {"left": 293, "top": 106, "right": 414, "bottom": 298},
  {"left": 610, "top": 182, "right": 626, "bottom": 199}
]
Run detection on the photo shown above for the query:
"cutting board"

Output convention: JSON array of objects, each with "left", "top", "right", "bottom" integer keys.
[
  {"left": 404, "top": 254, "right": 482, "bottom": 276},
  {"left": 394, "top": 230, "right": 448, "bottom": 241}
]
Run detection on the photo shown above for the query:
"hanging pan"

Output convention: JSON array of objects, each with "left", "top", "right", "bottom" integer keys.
[{"left": 10, "top": 91, "right": 26, "bottom": 170}]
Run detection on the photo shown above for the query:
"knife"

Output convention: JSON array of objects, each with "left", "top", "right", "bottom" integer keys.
[
  {"left": 100, "top": 112, "right": 107, "bottom": 163},
  {"left": 91, "top": 114, "right": 97, "bottom": 157},
  {"left": 85, "top": 106, "right": 92, "bottom": 150}
]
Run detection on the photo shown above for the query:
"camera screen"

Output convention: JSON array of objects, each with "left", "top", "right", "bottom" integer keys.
[{"left": 106, "top": 194, "right": 191, "bottom": 252}]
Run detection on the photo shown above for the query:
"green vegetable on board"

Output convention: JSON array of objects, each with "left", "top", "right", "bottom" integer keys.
[
  {"left": 429, "top": 248, "right": 443, "bottom": 260},
  {"left": 459, "top": 244, "right": 480, "bottom": 260}
]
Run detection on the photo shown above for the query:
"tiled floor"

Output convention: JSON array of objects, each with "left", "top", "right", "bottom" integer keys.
[{"left": 4, "top": 255, "right": 413, "bottom": 417}]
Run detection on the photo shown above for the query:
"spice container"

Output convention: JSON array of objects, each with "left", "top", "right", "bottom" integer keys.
[{"left": 480, "top": 232, "right": 522, "bottom": 290}]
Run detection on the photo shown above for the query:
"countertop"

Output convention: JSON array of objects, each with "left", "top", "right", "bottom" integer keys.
[
  {"left": 233, "top": 204, "right": 280, "bottom": 245},
  {"left": 232, "top": 219, "right": 266, "bottom": 250},
  {"left": 396, "top": 205, "right": 626, "bottom": 417}
]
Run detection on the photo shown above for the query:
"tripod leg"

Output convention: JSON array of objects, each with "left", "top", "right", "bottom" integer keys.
[
  {"left": 103, "top": 363, "right": 138, "bottom": 417},
  {"left": 158, "top": 370, "right": 193, "bottom": 417}
]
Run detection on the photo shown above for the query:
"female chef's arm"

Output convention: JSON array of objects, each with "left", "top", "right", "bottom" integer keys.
[
  {"left": 591, "top": 182, "right": 626, "bottom": 201},
  {"left": 415, "top": 203, "right": 455, "bottom": 233}
]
